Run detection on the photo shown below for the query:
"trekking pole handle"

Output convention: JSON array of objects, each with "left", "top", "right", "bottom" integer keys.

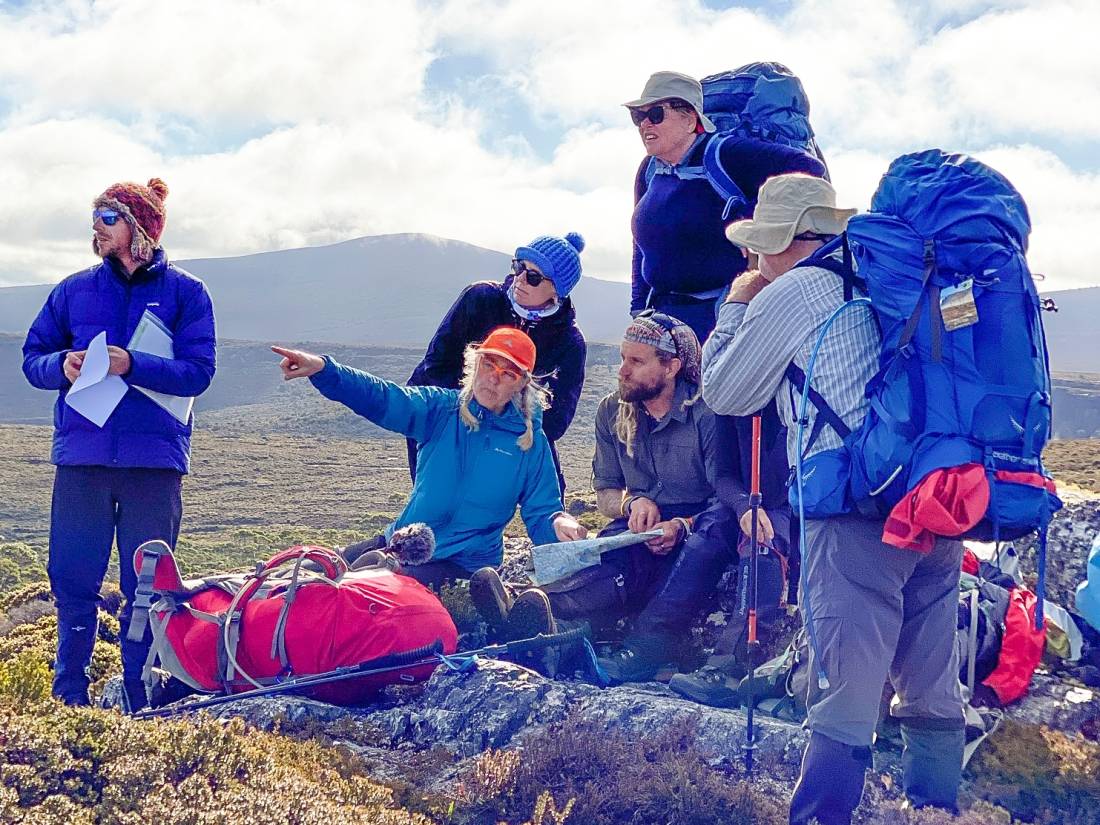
[{"left": 503, "top": 627, "right": 587, "bottom": 657}]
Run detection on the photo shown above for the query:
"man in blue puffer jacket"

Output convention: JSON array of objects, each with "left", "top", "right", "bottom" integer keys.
[
  {"left": 273, "top": 326, "right": 587, "bottom": 590},
  {"left": 22, "top": 178, "right": 216, "bottom": 711}
]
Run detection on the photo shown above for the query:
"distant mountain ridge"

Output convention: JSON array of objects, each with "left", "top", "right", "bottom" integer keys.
[
  {"left": 2, "top": 333, "right": 1096, "bottom": 440},
  {"left": 0, "top": 233, "right": 632, "bottom": 346},
  {"left": 0, "top": 232, "right": 1094, "bottom": 371}
]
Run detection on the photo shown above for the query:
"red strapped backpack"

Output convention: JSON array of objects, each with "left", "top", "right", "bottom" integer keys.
[{"left": 127, "top": 541, "right": 458, "bottom": 705}]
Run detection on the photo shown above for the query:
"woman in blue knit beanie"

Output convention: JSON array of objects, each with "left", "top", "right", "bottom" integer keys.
[{"left": 407, "top": 232, "right": 587, "bottom": 495}]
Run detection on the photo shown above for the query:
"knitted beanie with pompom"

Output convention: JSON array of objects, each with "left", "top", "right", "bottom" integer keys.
[
  {"left": 94, "top": 178, "right": 169, "bottom": 263},
  {"left": 514, "top": 231, "right": 585, "bottom": 298}
]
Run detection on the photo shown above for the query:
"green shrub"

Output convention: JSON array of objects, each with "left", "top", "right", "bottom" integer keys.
[
  {"left": 453, "top": 714, "right": 790, "bottom": 825},
  {"left": 0, "top": 542, "right": 47, "bottom": 594},
  {"left": 0, "top": 649, "right": 52, "bottom": 705},
  {"left": 966, "top": 720, "right": 1100, "bottom": 825},
  {"left": 0, "top": 580, "right": 52, "bottom": 614},
  {"left": 0, "top": 613, "right": 120, "bottom": 691},
  {"left": 0, "top": 699, "right": 431, "bottom": 823},
  {"left": 438, "top": 581, "right": 482, "bottom": 634}
]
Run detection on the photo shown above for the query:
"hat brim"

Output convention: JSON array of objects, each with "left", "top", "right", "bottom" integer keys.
[
  {"left": 475, "top": 346, "right": 532, "bottom": 374},
  {"left": 621, "top": 99, "right": 716, "bottom": 134},
  {"left": 725, "top": 205, "right": 858, "bottom": 254}
]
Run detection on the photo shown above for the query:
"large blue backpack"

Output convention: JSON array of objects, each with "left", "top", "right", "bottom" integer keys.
[
  {"left": 791, "top": 150, "right": 1061, "bottom": 619},
  {"left": 644, "top": 62, "right": 828, "bottom": 220}
]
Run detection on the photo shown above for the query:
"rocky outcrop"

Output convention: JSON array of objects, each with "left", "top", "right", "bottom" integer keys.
[
  {"left": 1015, "top": 499, "right": 1099, "bottom": 611},
  {"left": 164, "top": 660, "right": 809, "bottom": 788}
]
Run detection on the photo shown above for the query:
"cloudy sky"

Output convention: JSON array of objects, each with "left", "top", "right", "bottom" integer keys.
[{"left": 1, "top": 0, "right": 1097, "bottom": 291}]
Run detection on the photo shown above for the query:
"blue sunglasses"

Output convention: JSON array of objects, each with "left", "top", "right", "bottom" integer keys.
[{"left": 93, "top": 208, "right": 122, "bottom": 226}]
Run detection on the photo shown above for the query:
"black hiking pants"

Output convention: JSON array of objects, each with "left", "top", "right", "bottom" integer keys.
[{"left": 48, "top": 465, "right": 183, "bottom": 710}]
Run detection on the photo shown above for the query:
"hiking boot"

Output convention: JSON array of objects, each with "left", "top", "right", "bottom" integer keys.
[
  {"left": 596, "top": 644, "right": 668, "bottom": 684},
  {"left": 668, "top": 663, "right": 743, "bottom": 708},
  {"left": 350, "top": 549, "right": 400, "bottom": 573},
  {"left": 469, "top": 567, "right": 513, "bottom": 637},
  {"left": 506, "top": 589, "right": 559, "bottom": 677},
  {"left": 506, "top": 588, "right": 557, "bottom": 640}
]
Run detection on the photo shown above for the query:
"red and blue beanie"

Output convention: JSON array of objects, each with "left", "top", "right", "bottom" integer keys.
[
  {"left": 94, "top": 178, "right": 169, "bottom": 263},
  {"left": 514, "top": 231, "right": 585, "bottom": 298}
]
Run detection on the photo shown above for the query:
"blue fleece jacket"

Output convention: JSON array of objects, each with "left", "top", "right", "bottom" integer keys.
[
  {"left": 631, "top": 134, "right": 827, "bottom": 313},
  {"left": 310, "top": 357, "right": 562, "bottom": 572},
  {"left": 22, "top": 251, "right": 217, "bottom": 473}
]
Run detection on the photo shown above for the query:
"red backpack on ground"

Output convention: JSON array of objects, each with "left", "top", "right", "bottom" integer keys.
[{"left": 127, "top": 541, "right": 458, "bottom": 705}]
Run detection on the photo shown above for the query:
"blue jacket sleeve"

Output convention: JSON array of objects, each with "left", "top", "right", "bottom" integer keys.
[
  {"left": 127, "top": 280, "right": 217, "bottom": 397},
  {"left": 542, "top": 331, "right": 586, "bottom": 442},
  {"left": 519, "top": 430, "right": 564, "bottom": 545},
  {"left": 310, "top": 357, "right": 451, "bottom": 442},
  {"left": 630, "top": 159, "right": 650, "bottom": 315},
  {"left": 22, "top": 282, "right": 72, "bottom": 391}
]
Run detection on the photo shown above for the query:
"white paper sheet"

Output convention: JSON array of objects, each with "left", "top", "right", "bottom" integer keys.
[
  {"left": 127, "top": 310, "right": 194, "bottom": 425},
  {"left": 64, "top": 331, "right": 128, "bottom": 427}
]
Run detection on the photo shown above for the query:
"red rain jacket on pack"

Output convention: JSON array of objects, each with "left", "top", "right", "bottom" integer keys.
[{"left": 883, "top": 463, "right": 990, "bottom": 553}]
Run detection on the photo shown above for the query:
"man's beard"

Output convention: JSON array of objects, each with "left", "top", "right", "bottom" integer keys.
[{"left": 619, "top": 376, "right": 664, "bottom": 403}]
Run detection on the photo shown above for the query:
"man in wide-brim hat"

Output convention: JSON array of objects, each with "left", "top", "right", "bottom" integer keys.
[{"left": 702, "top": 173, "right": 967, "bottom": 824}]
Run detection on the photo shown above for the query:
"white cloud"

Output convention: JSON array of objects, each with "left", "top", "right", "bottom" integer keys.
[{"left": 0, "top": 0, "right": 1098, "bottom": 294}]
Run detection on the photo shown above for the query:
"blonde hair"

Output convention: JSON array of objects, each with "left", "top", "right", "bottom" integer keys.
[{"left": 458, "top": 345, "right": 551, "bottom": 451}]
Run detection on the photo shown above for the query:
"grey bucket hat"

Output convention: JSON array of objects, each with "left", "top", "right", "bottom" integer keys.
[
  {"left": 623, "top": 71, "right": 716, "bottom": 133},
  {"left": 725, "top": 174, "right": 857, "bottom": 255}
]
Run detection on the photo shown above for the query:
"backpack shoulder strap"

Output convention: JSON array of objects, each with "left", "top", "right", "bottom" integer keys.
[
  {"left": 789, "top": 234, "right": 866, "bottom": 301},
  {"left": 702, "top": 134, "right": 750, "bottom": 219},
  {"left": 784, "top": 361, "right": 851, "bottom": 456}
]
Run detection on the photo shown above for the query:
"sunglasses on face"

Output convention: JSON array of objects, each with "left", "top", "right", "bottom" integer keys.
[
  {"left": 511, "top": 259, "right": 548, "bottom": 287},
  {"left": 93, "top": 208, "right": 122, "bottom": 226},
  {"left": 628, "top": 102, "right": 688, "bottom": 127},
  {"left": 479, "top": 355, "right": 525, "bottom": 383}
]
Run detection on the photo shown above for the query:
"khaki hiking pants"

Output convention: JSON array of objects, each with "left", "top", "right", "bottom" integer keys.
[{"left": 801, "top": 515, "right": 965, "bottom": 747}]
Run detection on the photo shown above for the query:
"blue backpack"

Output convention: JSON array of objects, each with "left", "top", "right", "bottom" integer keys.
[
  {"left": 791, "top": 150, "right": 1062, "bottom": 620},
  {"left": 644, "top": 62, "right": 828, "bottom": 221}
]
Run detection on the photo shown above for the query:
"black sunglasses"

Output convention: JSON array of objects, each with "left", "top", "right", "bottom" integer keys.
[
  {"left": 511, "top": 259, "right": 548, "bottom": 287},
  {"left": 628, "top": 102, "right": 689, "bottom": 127},
  {"left": 634, "top": 308, "right": 679, "bottom": 334}
]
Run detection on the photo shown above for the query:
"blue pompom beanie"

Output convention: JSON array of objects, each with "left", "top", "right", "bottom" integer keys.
[{"left": 514, "top": 232, "right": 585, "bottom": 298}]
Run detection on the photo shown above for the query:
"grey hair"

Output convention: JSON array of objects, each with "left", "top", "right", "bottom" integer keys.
[{"left": 457, "top": 344, "right": 551, "bottom": 451}]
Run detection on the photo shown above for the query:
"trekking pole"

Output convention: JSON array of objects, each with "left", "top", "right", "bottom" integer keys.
[
  {"left": 132, "top": 627, "right": 589, "bottom": 720},
  {"left": 744, "top": 414, "right": 763, "bottom": 776},
  {"left": 132, "top": 640, "right": 446, "bottom": 719}
]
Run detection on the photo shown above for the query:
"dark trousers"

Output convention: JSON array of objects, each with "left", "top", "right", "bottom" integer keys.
[
  {"left": 48, "top": 465, "right": 183, "bottom": 708},
  {"left": 401, "top": 559, "right": 474, "bottom": 590},
  {"left": 407, "top": 436, "right": 568, "bottom": 498},
  {"left": 634, "top": 504, "right": 788, "bottom": 657}
]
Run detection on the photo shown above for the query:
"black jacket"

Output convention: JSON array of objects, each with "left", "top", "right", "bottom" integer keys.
[
  {"left": 714, "top": 406, "right": 790, "bottom": 522},
  {"left": 407, "top": 277, "right": 586, "bottom": 443}
]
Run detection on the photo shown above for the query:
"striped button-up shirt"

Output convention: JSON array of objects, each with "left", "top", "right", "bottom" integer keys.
[{"left": 700, "top": 263, "right": 880, "bottom": 468}]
